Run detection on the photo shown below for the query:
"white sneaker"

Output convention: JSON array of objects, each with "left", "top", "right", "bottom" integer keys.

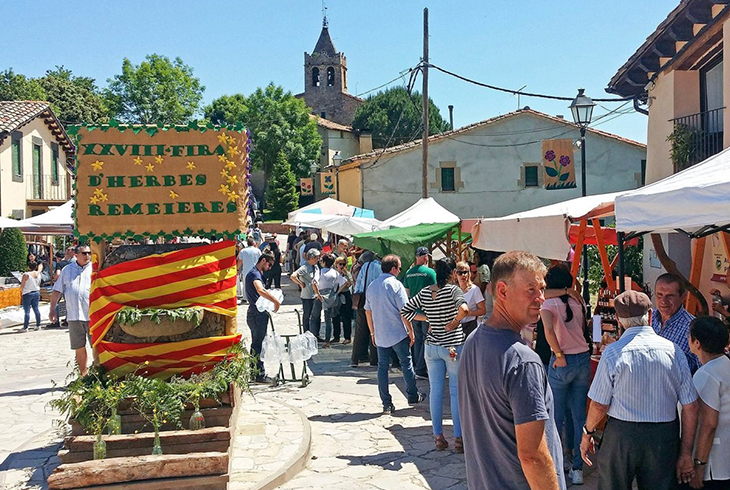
[{"left": 569, "top": 469, "right": 584, "bottom": 485}]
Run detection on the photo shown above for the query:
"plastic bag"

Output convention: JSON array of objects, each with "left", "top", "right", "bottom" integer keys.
[
  {"left": 256, "top": 288, "right": 284, "bottom": 313},
  {"left": 302, "top": 331, "right": 318, "bottom": 358},
  {"left": 261, "top": 331, "right": 286, "bottom": 375}
]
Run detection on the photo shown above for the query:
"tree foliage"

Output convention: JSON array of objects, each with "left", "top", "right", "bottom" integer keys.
[
  {"left": 352, "top": 87, "right": 449, "bottom": 149},
  {"left": 204, "top": 84, "right": 321, "bottom": 179},
  {"left": 0, "top": 228, "right": 27, "bottom": 276},
  {"left": 585, "top": 237, "right": 644, "bottom": 295},
  {"left": 0, "top": 67, "right": 109, "bottom": 124},
  {"left": 106, "top": 54, "right": 204, "bottom": 124},
  {"left": 266, "top": 151, "right": 299, "bottom": 220}
]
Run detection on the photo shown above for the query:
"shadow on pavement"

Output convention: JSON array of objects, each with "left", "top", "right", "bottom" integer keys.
[{"left": 0, "top": 386, "right": 57, "bottom": 398}]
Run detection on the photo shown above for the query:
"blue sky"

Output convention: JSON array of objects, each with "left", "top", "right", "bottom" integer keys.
[{"left": 3, "top": 0, "right": 673, "bottom": 143}]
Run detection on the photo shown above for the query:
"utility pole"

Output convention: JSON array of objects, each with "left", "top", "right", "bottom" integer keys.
[{"left": 421, "top": 7, "right": 429, "bottom": 199}]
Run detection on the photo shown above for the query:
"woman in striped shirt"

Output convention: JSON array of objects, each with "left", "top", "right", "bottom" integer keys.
[{"left": 401, "top": 257, "right": 468, "bottom": 452}]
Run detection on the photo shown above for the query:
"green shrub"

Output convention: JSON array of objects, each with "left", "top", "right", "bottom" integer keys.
[{"left": 0, "top": 228, "right": 27, "bottom": 275}]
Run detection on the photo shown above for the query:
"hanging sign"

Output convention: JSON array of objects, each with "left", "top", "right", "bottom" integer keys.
[
  {"left": 71, "top": 124, "right": 249, "bottom": 241},
  {"left": 320, "top": 171, "right": 336, "bottom": 195},
  {"left": 542, "top": 139, "right": 576, "bottom": 190},
  {"left": 710, "top": 232, "right": 730, "bottom": 283},
  {"left": 300, "top": 178, "right": 313, "bottom": 196}
]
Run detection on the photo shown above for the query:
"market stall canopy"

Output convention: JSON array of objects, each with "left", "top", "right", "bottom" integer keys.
[
  {"left": 283, "top": 213, "right": 384, "bottom": 236},
  {"left": 615, "top": 147, "right": 730, "bottom": 236},
  {"left": 20, "top": 200, "right": 73, "bottom": 234},
  {"left": 0, "top": 217, "right": 35, "bottom": 229},
  {"left": 380, "top": 198, "right": 460, "bottom": 229},
  {"left": 470, "top": 191, "right": 627, "bottom": 260},
  {"left": 287, "top": 197, "right": 375, "bottom": 221},
  {"left": 353, "top": 222, "right": 462, "bottom": 262}
]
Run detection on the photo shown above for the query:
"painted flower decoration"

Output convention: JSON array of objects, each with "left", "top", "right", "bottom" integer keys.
[
  {"left": 545, "top": 150, "right": 556, "bottom": 162},
  {"left": 226, "top": 134, "right": 237, "bottom": 145},
  {"left": 217, "top": 133, "right": 229, "bottom": 144},
  {"left": 218, "top": 184, "right": 230, "bottom": 195},
  {"left": 218, "top": 154, "right": 228, "bottom": 163},
  {"left": 89, "top": 195, "right": 100, "bottom": 205},
  {"left": 227, "top": 146, "right": 239, "bottom": 157},
  {"left": 93, "top": 188, "right": 106, "bottom": 198},
  {"left": 186, "top": 161, "right": 196, "bottom": 170},
  {"left": 154, "top": 155, "right": 164, "bottom": 165},
  {"left": 133, "top": 156, "right": 143, "bottom": 166},
  {"left": 227, "top": 174, "right": 239, "bottom": 185},
  {"left": 91, "top": 160, "right": 104, "bottom": 171},
  {"left": 559, "top": 155, "right": 571, "bottom": 167},
  {"left": 225, "top": 160, "right": 237, "bottom": 170},
  {"left": 169, "top": 190, "right": 179, "bottom": 199},
  {"left": 226, "top": 191, "right": 239, "bottom": 202},
  {"left": 220, "top": 169, "right": 229, "bottom": 178},
  {"left": 145, "top": 163, "right": 155, "bottom": 172}
]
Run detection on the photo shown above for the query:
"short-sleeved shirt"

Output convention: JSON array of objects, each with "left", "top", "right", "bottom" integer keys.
[
  {"left": 541, "top": 297, "right": 589, "bottom": 355},
  {"left": 458, "top": 325, "right": 565, "bottom": 490},
  {"left": 461, "top": 284, "right": 485, "bottom": 323},
  {"left": 316, "top": 267, "right": 340, "bottom": 291},
  {"left": 401, "top": 284, "right": 466, "bottom": 347},
  {"left": 588, "top": 326, "right": 697, "bottom": 422},
  {"left": 238, "top": 247, "right": 261, "bottom": 277},
  {"left": 693, "top": 355, "right": 730, "bottom": 481},
  {"left": 652, "top": 307, "right": 701, "bottom": 374},
  {"left": 294, "top": 263, "right": 319, "bottom": 299},
  {"left": 402, "top": 265, "right": 436, "bottom": 298},
  {"left": 364, "top": 273, "right": 409, "bottom": 348},
  {"left": 245, "top": 267, "right": 263, "bottom": 304},
  {"left": 52, "top": 261, "right": 92, "bottom": 321}
]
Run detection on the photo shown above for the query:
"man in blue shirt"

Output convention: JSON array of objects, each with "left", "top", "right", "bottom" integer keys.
[
  {"left": 351, "top": 251, "right": 382, "bottom": 368},
  {"left": 582, "top": 290, "right": 698, "bottom": 490},
  {"left": 365, "top": 254, "right": 425, "bottom": 414},
  {"left": 651, "top": 273, "right": 700, "bottom": 374},
  {"left": 245, "top": 251, "right": 280, "bottom": 382}
]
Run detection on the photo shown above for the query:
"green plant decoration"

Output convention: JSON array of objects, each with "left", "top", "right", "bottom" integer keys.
[
  {"left": 667, "top": 124, "right": 701, "bottom": 172},
  {"left": 129, "top": 374, "right": 185, "bottom": 454},
  {"left": 116, "top": 306, "right": 203, "bottom": 327}
]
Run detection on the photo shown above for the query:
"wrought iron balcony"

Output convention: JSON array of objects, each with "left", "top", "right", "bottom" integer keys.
[
  {"left": 669, "top": 107, "right": 725, "bottom": 171},
  {"left": 25, "top": 174, "right": 69, "bottom": 201}
]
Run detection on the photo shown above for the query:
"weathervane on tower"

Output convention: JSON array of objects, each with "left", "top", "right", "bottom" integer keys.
[{"left": 322, "top": 1, "right": 328, "bottom": 28}]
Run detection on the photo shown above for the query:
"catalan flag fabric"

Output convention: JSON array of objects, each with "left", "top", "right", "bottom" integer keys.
[{"left": 89, "top": 240, "right": 241, "bottom": 379}]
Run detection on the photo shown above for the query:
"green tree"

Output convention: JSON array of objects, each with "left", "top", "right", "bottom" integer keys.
[
  {"left": 266, "top": 151, "right": 299, "bottom": 220},
  {"left": 0, "top": 228, "right": 27, "bottom": 276},
  {"left": 204, "top": 84, "right": 321, "bottom": 180},
  {"left": 0, "top": 69, "right": 45, "bottom": 101},
  {"left": 351, "top": 86, "right": 449, "bottom": 149},
  {"left": 38, "top": 67, "right": 109, "bottom": 124},
  {"left": 106, "top": 54, "right": 204, "bottom": 124},
  {"left": 585, "top": 237, "right": 644, "bottom": 294}
]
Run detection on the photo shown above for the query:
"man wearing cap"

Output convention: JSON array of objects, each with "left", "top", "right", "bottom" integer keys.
[
  {"left": 652, "top": 273, "right": 701, "bottom": 374},
  {"left": 581, "top": 290, "right": 699, "bottom": 490},
  {"left": 402, "top": 246, "right": 436, "bottom": 379},
  {"left": 291, "top": 249, "right": 322, "bottom": 335}
]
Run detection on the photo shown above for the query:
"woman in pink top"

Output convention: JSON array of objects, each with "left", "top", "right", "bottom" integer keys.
[{"left": 540, "top": 264, "right": 591, "bottom": 485}]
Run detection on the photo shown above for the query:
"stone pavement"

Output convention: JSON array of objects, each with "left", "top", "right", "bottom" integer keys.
[{"left": 0, "top": 272, "right": 602, "bottom": 489}]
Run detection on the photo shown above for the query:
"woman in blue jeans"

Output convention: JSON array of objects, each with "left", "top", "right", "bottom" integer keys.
[
  {"left": 540, "top": 264, "right": 591, "bottom": 485},
  {"left": 401, "top": 258, "right": 468, "bottom": 452},
  {"left": 20, "top": 261, "right": 42, "bottom": 331}
]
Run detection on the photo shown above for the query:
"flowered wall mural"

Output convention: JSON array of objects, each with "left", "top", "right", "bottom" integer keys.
[
  {"left": 300, "top": 178, "right": 314, "bottom": 196},
  {"left": 542, "top": 139, "right": 576, "bottom": 190}
]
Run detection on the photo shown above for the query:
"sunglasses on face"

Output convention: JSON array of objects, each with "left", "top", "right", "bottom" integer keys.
[
  {"left": 79, "top": 251, "right": 92, "bottom": 256},
  {"left": 457, "top": 270, "right": 469, "bottom": 275}
]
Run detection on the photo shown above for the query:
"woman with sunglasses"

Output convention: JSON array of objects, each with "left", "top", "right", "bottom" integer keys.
[
  {"left": 455, "top": 261, "right": 486, "bottom": 338},
  {"left": 401, "top": 257, "right": 469, "bottom": 452},
  {"left": 333, "top": 256, "right": 353, "bottom": 344}
]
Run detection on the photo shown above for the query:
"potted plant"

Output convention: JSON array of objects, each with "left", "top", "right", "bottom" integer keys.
[
  {"left": 170, "top": 372, "right": 226, "bottom": 430},
  {"left": 128, "top": 375, "right": 184, "bottom": 454}
]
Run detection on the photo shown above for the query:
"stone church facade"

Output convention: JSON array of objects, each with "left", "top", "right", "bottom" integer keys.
[{"left": 296, "top": 21, "right": 363, "bottom": 126}]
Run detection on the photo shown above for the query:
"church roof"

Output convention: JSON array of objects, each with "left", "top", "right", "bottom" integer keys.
[{"left": 313, "top": 26, "right": 338, "bottom": 55}]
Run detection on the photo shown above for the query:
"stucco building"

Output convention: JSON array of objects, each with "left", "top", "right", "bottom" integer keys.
[
  {"left": 296, "top": 20, "right": 363, "bottom": 127},
  {"left": 607, "top": 0, "right": 730, "bottom": 291},
  {"left": 0, "top": 101, "right": 74, "bottom": 219},
  {"left": 332, "top": 109, "right": 647, "bottom": 220}
]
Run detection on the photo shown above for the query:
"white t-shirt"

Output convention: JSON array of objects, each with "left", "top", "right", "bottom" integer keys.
[
  {"left": 693, "top": 354, "right": 730, "bottom": 482},
  {"left": 461, "top": 284, "right": 485, "bottom": 323},
  {"left": 316, "top": 267, "right": 340, "bottom": 291},
  {"left": 238, "top": 246, "right": 261, "bottom": 277}
]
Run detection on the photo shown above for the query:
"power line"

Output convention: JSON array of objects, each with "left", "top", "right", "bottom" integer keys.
[
  {"left": 425, "top": 62, "right": 633, "bottom": 103},
  {"left": 355, "top": 68, "right": 416, "bottom": 98}
]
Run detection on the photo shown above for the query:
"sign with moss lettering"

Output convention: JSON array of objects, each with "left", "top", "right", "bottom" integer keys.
[{"left": 72, "top": 123, "right": 249, "bottom": 241}]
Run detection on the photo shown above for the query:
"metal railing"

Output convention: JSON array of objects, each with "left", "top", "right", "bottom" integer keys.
[
  {"left": 669, "top": 107, "right": 725, "bottom": 170},
  {"left": 25, "top": 174, "right": 68, "bottom": 201}
]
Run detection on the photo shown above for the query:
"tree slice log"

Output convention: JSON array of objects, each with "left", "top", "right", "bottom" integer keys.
[
  {"left": 65, "top": 427, "right": 229, "bottom": 452},
  {"left": 58, "top": 440, "right": 229, "bottom": 464},
  {"left": 47, "top": 452, "right": 228, "bottom": 489}
]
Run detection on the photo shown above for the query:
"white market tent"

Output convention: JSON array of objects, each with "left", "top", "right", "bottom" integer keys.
[
  {"left": 0, "top": 217, "right": 35, "bottom": 229},
  {"left": 284, "top": 213, "right": 384, "bottom": 237},
  {"left": 287, "top": 197, "right": 375, "bottom": 222},
  {"left": 470, "top": 191, "right": 627, "bottom": 261},
  {"left": 20, "top": 200, "right": 74, "bottom": 235},
  {"left": 615, "top": 146, "right": 730, "bottom": 236},
  {"left": 380, "top": 197, "right": 460, "bottom": 229}
]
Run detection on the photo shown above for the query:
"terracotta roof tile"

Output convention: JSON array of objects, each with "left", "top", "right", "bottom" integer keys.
[
  {"left": 0, "top": 101, "right": 51, "bottom": 133},
  {"left": 311, "top": 114, "right": 353, "bottom": 132}
]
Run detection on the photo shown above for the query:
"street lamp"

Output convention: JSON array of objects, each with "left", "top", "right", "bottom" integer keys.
[
  {"left": 332, "top": 151, "right": 342, "bottom": 200},
  {"left": 569, "top": 88, "right": 595, "bottom": 304}
]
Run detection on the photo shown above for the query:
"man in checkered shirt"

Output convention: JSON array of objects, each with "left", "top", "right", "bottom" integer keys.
[{"left": 651, "top": 273, "right": 701, "bottom": 374}]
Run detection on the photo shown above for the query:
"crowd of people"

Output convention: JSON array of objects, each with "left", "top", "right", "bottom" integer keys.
[{"left": 236, "top": 226, "right": 729, "bottom": 490}]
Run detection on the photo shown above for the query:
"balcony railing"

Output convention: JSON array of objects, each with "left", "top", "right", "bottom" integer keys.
[
  {"left": 669, "top": 107, "right": 725, "bottom": 171},
  {"left": 25, "top": 174, "right": 69, "bottom": 201}
]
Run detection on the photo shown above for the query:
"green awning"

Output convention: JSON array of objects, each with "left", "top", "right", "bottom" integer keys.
[{"left": 352, "top": 222, "right": 467, "bottom": 261}]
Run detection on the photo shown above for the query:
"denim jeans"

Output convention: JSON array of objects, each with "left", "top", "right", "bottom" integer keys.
[
  {"left": 22, "top": 291, "right": 41, "bottom": 329},
  {"left": 247, "top": 307, "right": 270, "bottom": 377},
  {"left": 425, "top": 343, "right": 463, "bottom": 437},
  {"left": 310, "top": 299, "right": 323, "bottom": 338},
  {"left": 323, "top": 307, "right": 335, "bottom": 342},
  {"left": 411, "top": 320, "right": 429, "bottom": 376},
  {"left": 377, "top": 337, "right": 418, "bottom": 407},
  {"left": 548, "top": 350, "right": 590, "bottom": 470}
]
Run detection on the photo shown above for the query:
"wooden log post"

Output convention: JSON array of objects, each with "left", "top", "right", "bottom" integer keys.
[
  {"left": 591, "top": 219, "right": 615, "bottom": 292},
  {"left": 685, "top": 236, "right": 707, "bottom": 315},
  {"left": 571, "top": 219, "right": 587, "bottom": 290}
]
